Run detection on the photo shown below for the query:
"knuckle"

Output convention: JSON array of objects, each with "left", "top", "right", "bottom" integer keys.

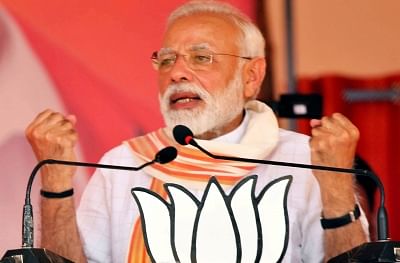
[
  {"left": 63, "top": 120, "right": 74, "bottom": 129},
  {"left": 320, "top": 116, "right": 329, "bottom": 124},
  {"left": 24, "top": 126, "right": 33, "bottom": 138},
  {"left": 49, "top": 113, "right": 61, "bottom": 121},
  {"left": 350, "top": 126, "right": 360, "bottom": 139},
  {"left": 311, "top": 126, "right": 321, "bottom": 137},
  {"left": 30, "top": 128, "right": 45, "bottom": 141},
  {"left": 311, "top": 138, "right": 327, "bottom": 151},
  {"left": 25, "top": 121, "right": 40, "bottom": 139},
  {"left": 332, "top": 112, "right": 343, "bottom": 119},
  {"left": 44, "top": 132, "right": 56, "bottom": 142}
]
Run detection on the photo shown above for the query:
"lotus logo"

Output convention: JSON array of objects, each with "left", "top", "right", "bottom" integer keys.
[{"left": 131, "top": 175, "right": 292, "bottom": 263}]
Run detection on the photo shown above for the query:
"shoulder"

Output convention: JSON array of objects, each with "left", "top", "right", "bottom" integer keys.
[
  {"left": 278, "top": 128, "right": 310, "bottom": 146},
  {"left": 257, "top": 128, "right": 315, "bottom": 188},
  {"left": 272, "top": 128, "right": 311, "bottom": 162},
  {"left": 100, "top": 143, "right": 137, "bottom": 166},
  {"left": 85, "top": 142, "right": 151, "bottom": 189},
  {"left": 260, "top": 128, "right": 319, "bottom": 201}
]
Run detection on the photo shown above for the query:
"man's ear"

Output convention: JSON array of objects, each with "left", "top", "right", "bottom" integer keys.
[{"left": 242, "top": 57, "right": 266, "bottom": 100}]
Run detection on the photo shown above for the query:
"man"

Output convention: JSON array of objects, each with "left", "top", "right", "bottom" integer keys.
[{"left": 25, "top": 1, "right": 368, "bottom": 262}]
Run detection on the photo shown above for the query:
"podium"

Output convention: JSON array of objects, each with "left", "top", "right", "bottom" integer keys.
[
  {"left": 328, "top": 240, "right": 400, "bottom": 262},
  {"left": 1, "top": 248, "right": 73, "bottom": 263}
]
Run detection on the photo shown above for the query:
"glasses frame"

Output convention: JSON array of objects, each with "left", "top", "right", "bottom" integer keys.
[{"left": 151, "top": 50, "right": 252, "bottom": 71}]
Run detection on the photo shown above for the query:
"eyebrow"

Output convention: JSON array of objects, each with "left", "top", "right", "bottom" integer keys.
[
  {"left": 159, "top": 43, "right": 211, "bottom": 54},
  {"left": 189, "top": 43, "right": 210, "bottom": 51},
  {"left": 158, "top": 47, "right": 174, "bottom": 56}
]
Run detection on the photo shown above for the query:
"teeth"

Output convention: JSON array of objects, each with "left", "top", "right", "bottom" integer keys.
[{"left": 176, "top": 98, "right": 194, "bottom": 103}]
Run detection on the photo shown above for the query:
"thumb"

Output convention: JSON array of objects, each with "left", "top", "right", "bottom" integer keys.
[
  {"left": 310, "top": 118, "right": 321, "bottom": 128},
  {"left": 66, "top": 114, "right": 77, "bottom": 125}
]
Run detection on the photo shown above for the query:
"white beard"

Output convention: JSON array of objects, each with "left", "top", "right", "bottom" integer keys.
[{"left": 159, "top": 72, "right": 245, "bottom": 137}]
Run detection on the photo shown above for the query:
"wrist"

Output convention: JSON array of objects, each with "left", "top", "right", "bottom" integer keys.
[
  {"left": 317, "top": 173, "right": 357, "bottom": 216},
  {"left": 40, "top": 188, "right": 74, "bottom": 199},
  {"left": 41, "top": 179, "right": 73, "bottom": 192},
  {"left": 40, "top": 167, "right": 75, "bottom": 192},
  {"left": 320, "top": 198, "right": 357, "bottom": 218},
  {"left": 321, "top": 204, "right": 361, "bottom": 229}
]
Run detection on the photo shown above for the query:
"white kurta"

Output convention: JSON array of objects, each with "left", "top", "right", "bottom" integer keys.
[{"left": 77, "top": 115, "right": 367, "bottom": 263}]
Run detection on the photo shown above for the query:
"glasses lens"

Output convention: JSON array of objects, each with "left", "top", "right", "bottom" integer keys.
[
  {"left": 190, "top": 51, "right": 213, "bottom": 67},
  {"left": 150, "top": 49, "right": 216, "bottom": 71},
  {"left": 158, "top": 53, "right": 177, "bottom": 69}
]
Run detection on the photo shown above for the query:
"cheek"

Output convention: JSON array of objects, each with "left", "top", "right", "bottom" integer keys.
[
  {"left": 196, "top": 74, "right": 226, "bottom": 95},
  {"left": 158, "top": 74, "right": 169, "bottom": 96}
]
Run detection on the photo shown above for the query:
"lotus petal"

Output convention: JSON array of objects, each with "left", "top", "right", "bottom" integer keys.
[
  {"left": 131, "top": 188, "right": 177, "bottom": 263},
  {"left": 230, "top": 175, "right": 260, "bottom": 262},
  {"left": 194, "top": 178, "right": 239, "bottom": 263},
  {"left": 166, "top": 184, "right": 200, "bottom": 263},
  {"left": 257, "top": 176, "right": 292, "bottom": 263}
]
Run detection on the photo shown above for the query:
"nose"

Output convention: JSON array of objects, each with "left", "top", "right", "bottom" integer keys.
[{"left": 168, "top": 55, "right": 194, "bottom": 83}]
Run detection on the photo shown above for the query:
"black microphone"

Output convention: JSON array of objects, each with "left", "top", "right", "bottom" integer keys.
[
  {"left": 173, "top": 125, "right": 400, "bottom": 262},
  {"left": 1, "top": 146, "right": 177, "bottom": 263}
]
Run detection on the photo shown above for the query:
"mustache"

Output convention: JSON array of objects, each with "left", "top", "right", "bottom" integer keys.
[{"left": 161, "top": 83, "right": 210, "bottom": 103}]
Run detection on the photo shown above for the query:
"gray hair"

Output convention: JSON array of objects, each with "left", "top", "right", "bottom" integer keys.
[{"left": 167, "top": 0, "right": 265, "bottom": 58}]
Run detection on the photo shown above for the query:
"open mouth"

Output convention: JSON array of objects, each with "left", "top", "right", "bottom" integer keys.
[{"left": 170, "top": 92, "right": 202, "bottom": 107}]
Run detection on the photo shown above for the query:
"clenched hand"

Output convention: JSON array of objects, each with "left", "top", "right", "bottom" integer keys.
[{"left": 25, "top": 109, "right": 78, "bottom": 191}]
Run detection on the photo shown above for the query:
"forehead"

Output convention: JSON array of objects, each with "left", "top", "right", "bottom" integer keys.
[{"left": 161, "top": 12, "right": 240, "bottom": 52}]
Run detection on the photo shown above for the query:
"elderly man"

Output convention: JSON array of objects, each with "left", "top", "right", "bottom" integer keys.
[{"left": 26, "top": 0, "right": 368, "bottom": 262}]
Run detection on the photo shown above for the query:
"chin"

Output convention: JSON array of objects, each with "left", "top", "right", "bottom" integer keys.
[
  {"left": 162, "top": 103, "right": 240, "bottom": 140},
  {"left": 164, "top": 113, "right": 217, "bottom": 137}
]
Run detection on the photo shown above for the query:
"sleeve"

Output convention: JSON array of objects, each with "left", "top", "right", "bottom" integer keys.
[
  {"left": 299, "top": 176, "right": 325, "bottom": 263},
  {"left": 77, "top": 166, "right": 113, "bottom": 262},
  {"left": 76, "top": 144, "right": 153, "bottom": 263}
]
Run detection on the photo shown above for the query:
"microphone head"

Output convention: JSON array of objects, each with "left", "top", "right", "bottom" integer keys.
[
  {"left": 173, "top": 125, "right": 194, "bottom": 145},
  {"left": 155, "top": 146, "right": 178, "bottom": 164}
]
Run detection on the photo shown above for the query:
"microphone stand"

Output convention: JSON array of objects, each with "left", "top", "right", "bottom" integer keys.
[
  {"left": 1, "top": 147, "right": 177, "bottom": 263},
  {"left": 176, "top": 125, "right": 399, "bottom": 262}
]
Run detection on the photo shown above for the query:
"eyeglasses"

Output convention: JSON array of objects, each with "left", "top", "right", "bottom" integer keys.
[{"left": 151, "top": 49, "right": 252, "bottom": 72}]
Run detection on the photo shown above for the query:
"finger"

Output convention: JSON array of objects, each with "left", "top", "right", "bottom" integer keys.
[
  {"left": 310, "top": 117, "right": 335, "bottom": 137},
  {"left": 50, "top": 119, "right": 77, "bottom": 134},
  {"left": 48, "top": 129, "right": 79, "bottom": 147},
  {"left": 319, "top": 115, "right": 337, "bottom": 130},
  {"left": 32, "top": 109, "right": 54, "bottom": 123},
  {"left": 35, "top": 113, "right": 76, "bottom": 137},
  {"left": 26, "top": 109, "right": 54, "bottom": 134},
  {"left": 331, "top": 113, "right": 359, "bottom": 136},
  {"left": 44, "top": 112, "right": 69, "bottom": 125},
  {"left": 309, "top": 135, "right": 327, "bottom": 150},
  {"left": 322, "top": 113, "right": 360, "bottom": 142},
  {"left": 323, "top": 113, "right": 354, "bottom": 130},
  {"left": 310, "top": 125, "right": 327, "bottom": 138},
  {"left": 26, "top": 114, "right": 76, "bottom": 145},
  {"left": 316, "top": 115, "right": 349, "bottom": 136},
  {"left": 310, "top": 119, "right": 322, "bottom": 128},
  {"left": 29, "top": 111, "right": 64, "bottom": 132}
]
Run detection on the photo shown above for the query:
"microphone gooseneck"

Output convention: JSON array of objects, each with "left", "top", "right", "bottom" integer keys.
[
  {"left": 172, "top": 124, "right": 389, "bottom": 241},
  {"left": 22, "top": 146, "right": 178, "bottom": 248}
]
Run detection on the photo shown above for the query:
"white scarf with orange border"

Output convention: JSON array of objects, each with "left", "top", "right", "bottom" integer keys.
[{"left": 125, "top": 100, "right": 280, "bottom": 263}]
